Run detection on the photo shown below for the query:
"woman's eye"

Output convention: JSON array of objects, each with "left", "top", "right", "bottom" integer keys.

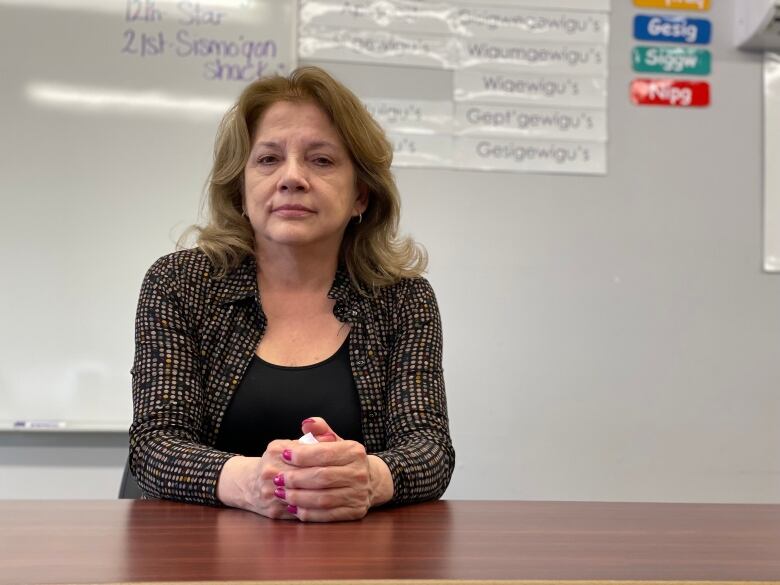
[
  {"left": 313, "top": 157, "right": 333, "bottom": 166},
  {"left": 256, "top": 155, "right": 278, "bottom": 165}
]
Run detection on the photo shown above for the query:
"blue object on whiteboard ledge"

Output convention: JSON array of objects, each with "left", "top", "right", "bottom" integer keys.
[{"left": 634, "top": 14, "right": 712, "bottom": 45}]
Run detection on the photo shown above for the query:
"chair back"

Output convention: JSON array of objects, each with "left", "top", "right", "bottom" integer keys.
[{"left": 118, "top": 457, "right": 143, "bottom": 499}]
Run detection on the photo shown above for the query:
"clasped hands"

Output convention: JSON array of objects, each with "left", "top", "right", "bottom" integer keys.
[{"left": 217, "top": 417, "right": 393, "bottom": 522}]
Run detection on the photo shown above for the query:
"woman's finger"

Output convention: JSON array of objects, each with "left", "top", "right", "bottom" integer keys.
[
  {"left": 288, "top": 503, "right": 370, "bottom": 523},
  {"left": 300, "top": 417, "right": 342, "bottom": 442},
  {"left": 277, "top": 463, "right": 368, "bottom": 490},
  {"left": 275, "top": 485, "right": 370, "bottom": 511},
  {"left": 281, "top": 440, "right": 366, "bottom": 468}
]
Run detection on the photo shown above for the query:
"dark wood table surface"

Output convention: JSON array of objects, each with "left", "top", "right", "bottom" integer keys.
[{"left": 1, "top": 499, "right": 780, "bottom": 584}]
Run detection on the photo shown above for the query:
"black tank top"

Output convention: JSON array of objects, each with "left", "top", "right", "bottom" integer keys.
[{"left": 215, "top": 336, "right": 364, "bottom": 457}]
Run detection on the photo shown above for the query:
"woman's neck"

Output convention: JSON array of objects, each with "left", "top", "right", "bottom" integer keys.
[{"left": 254, "top": 242, "right": 339, "bottom": 295}]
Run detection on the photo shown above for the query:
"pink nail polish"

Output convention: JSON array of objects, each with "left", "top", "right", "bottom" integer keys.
[
  {"left": 301, "top": 418, "right": 315, "bottom": 425},
  {"left": 287, "top": 505, "right": 298, "bottom": 515},
  {"left": 273, "top": 473, "right": 285, "bottom": 487},
  {"left": 282, "top": 449, "right": 292, "bottom": 462},
  {"left": 274, "top": 487, "right": 286, "bottom": 499}
]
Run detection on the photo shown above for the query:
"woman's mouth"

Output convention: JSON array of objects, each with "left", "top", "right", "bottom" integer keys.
[{"left": 272, "top": 204, "right": 314, "bottom": 218}]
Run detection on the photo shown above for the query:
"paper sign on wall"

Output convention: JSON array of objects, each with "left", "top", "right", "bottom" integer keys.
[
  {"left": 300, "top": 0, "right": 611, "bottom": 174},
  {"left": 632, "top": 46, "right": 710, "bottom": 75},
  {"left": 454, "top": 69, "right": 607, "bottom": 108},
  {"left": 455, "top": 103, "right": 607, "bottom": 141},
  {"left": 630, "top": 78, "right": 710, "bottom": 107},
  {"left": 633, "top": 0, "right": 710, "bottom": 11},
  {"left": 634, "top": 15, "right": 712, "bottom": 45},
  {"left": 455, "top": 136, "right": 606, "bottom": 174}
]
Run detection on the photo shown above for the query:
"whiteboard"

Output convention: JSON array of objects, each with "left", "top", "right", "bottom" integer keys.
[{"left": 0, "top": 0, "right": 296, "bottom": 430}]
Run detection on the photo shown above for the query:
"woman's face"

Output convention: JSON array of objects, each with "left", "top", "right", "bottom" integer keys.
[{"left": 243, "top": 100, "right": 367, "bottom": 253}]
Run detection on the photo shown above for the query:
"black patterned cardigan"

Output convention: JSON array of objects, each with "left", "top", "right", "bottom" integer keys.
[{"left": 129, "top": 248, "right": 454, "bottom": 506}]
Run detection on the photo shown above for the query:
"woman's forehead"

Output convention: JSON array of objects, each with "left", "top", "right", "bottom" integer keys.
[
  {"left": 256, "top": 101, "right": 333, "bottom": 133},
  {"left": 250, "top": 102, "right": 346, "bottom": 154}
]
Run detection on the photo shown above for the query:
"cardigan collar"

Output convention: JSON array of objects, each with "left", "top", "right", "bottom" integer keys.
[{"left": 211, "top": 253, "right": 358, "bottom": 312}]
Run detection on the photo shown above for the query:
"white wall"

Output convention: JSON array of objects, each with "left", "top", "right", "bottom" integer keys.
[{"left": 1, "top": 433, "right": 127, "bottom": 499}]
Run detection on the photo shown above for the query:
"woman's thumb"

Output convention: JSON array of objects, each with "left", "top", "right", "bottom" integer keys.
[{"left": 301, "top": 417, "right": 341, "bottom": 442}]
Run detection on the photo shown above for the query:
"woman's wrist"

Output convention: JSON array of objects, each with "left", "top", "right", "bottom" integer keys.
[
  {"left": 367, "top": 454, "right": 394, "bottom": 508},
  {"left": 217, "top": 455, "right": 253, "bottom": 509}
]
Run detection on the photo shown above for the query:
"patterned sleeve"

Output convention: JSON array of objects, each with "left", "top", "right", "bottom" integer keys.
[
  {"left": 373, "top": 278, "right": 455, "bottom": 504},
  {"left": 129, "top": 254, "right": 232, "bottom": 505}
]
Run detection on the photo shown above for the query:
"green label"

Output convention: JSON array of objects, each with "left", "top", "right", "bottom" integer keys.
[{"left": 632, "top": 46, "right": 711, "bottom": 75}]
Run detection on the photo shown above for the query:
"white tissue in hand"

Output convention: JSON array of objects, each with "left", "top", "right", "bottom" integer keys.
[{"left": 298, "top": 432, "right": 319, "bottom": 444}]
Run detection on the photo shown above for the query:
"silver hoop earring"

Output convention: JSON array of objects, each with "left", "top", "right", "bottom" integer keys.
[
  {"left": 241, "top": 210, "right": 248, "bottom": 218},
  {"left": 356, "top": 213, "right": 362, "bottom": 225}
]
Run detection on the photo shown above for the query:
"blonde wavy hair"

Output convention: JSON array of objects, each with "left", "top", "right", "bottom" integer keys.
[{"left": 182, "top": 66, "right": 427, "bottom": 293}]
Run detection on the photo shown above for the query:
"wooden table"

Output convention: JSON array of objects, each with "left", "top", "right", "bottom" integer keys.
[{"left": 1, "top": 500, "right": 779, "bottom": 584}]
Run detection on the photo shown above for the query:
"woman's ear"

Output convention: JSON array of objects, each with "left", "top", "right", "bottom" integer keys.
[{"left": 355, "top": 183, "right": 369, "bottom": 215}]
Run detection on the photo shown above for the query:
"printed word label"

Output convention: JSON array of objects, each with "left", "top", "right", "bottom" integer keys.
[
  {"left": 455, "top": 136, "right": 606, "bottom": 174},
  {"left": 632, "top": 46, "right": 710, "bottom": 75},
  {"left": 634, "top": 15, "right": 711, "bottom": 44},
  {"left": 363, "top": 99, "right": 453, "bottom": 133},
  {"left": 386, "top": 133, "right": 453, "bottom": 168},
  {"left": 459, "top": 39, "right": 607, "bottom": 75},
  {"left": 452, "top": 6, "right": 609, "bottom": 43},
  {"left": 630, "top": 78, "right": 710, "bottom": 107},
  {"left": 455, "top": 103, "right": 607, "bottom": 141},
  {"left": 299, "top": 26, "right": 456, "bottom": 69},
  {"left": 633, "top": 0, "right": 710, "bottom": 11},
  {"left": 454, "top": 69, "right": 607, "bottom": 108}
]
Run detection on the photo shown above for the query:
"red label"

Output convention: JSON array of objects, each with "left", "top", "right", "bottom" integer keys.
[{"left": 630, "top": 78, "right": 710, "bottom": 107}]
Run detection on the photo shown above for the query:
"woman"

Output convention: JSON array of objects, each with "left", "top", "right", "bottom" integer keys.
[{"left": 130, "top": 66, "right": 454, "bottom": 522}]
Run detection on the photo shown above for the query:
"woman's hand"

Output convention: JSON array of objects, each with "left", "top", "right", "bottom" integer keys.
[
  {"left": 270, "top": 417, "right": 393, "bottom": 522},
  {"left": 216, "top": 440, "right": 300, "bottom": 520},
  {"left": 274, "top": 439, "right": 372, "bottom": 521},
  {"left": 217, "top": 418, "right": 394, "bottom": 522}
]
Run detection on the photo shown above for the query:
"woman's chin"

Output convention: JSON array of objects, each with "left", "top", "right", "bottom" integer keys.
[{"left": 259, "top": 229, "right": 336, "bottom": 250}]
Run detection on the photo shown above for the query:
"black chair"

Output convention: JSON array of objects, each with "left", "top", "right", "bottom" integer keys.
[{"left": 118, "top": 456, "right": 143, "bottom": 499}]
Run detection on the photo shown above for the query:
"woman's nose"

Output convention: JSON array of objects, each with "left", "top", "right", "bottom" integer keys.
[{"left": 278, "top": 158, "right": 309, "bottom": 193}]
